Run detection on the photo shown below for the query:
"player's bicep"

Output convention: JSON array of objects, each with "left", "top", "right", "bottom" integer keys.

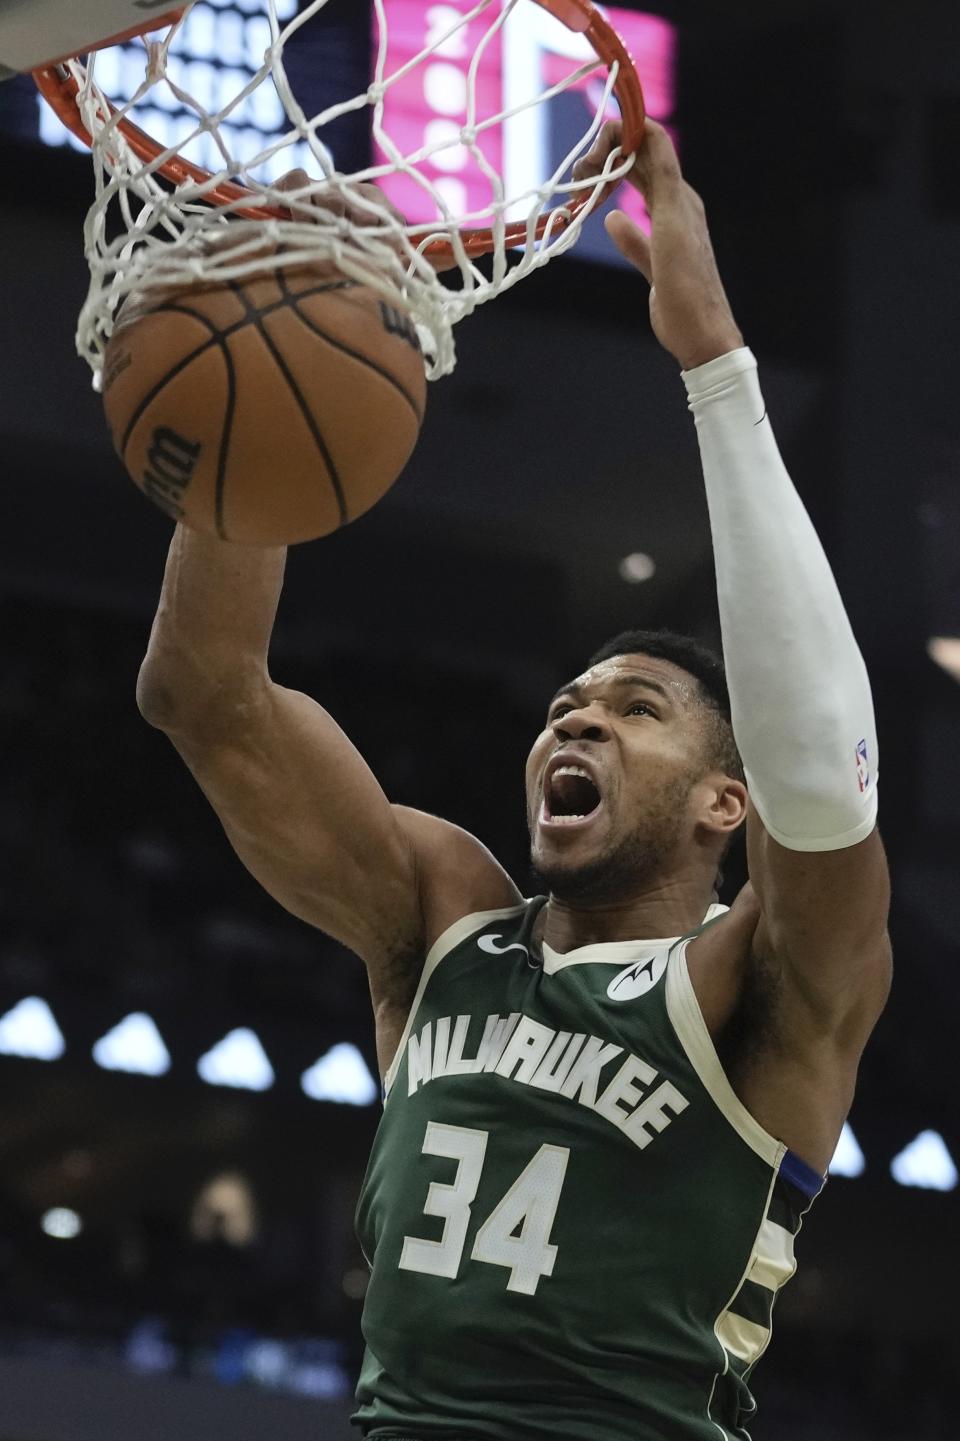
[
  {"left": 747, "top": 802, "right": 892, "bottom": 1029},
  {"left": 165, "top": 682, "right": 423, "bottom": 964}
]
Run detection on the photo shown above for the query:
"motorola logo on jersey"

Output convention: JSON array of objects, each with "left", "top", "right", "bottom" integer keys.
[{"left": 606, "top": 953, "right": 668, "bottom": 1002}]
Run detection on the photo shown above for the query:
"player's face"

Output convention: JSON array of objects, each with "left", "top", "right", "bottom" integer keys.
[{"left": 525, "top": 654, "right": 711, "bottom": 900}]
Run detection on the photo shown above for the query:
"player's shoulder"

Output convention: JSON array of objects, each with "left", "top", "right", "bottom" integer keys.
[
  {"left": 367, "top": 809, "right": 520, "bottom": 1076},
  {"left": 392, "top": 805, "right": 522, "bottom": 949}
]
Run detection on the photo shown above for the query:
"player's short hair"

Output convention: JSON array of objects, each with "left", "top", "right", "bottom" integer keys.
[{"left": 587, "top": 628, "right": 744, "bottom": 783}]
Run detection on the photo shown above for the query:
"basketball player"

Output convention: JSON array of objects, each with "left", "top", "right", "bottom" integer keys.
[{"left": 137, "top": 120, "right": 891, "bottom": 1439}]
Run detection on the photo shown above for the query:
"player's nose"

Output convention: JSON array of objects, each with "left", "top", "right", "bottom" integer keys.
[{"left": 551, "top": 706, "right": 611, "bottom": 744}]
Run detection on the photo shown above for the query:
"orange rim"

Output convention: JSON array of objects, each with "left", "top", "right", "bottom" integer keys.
[{"left": 33, "top": 0, "right": 646, "bottom": 246}]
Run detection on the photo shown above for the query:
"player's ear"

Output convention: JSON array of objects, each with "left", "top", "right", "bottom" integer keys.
[
  {"left": 696, "top": 776, "right": 747, "bottom": 840},
  {"left": 715, "top": 779, "right": 748, "bottom": 836}
]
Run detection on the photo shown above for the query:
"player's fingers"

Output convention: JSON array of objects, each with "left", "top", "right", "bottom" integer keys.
[
  {"left": 605, "top": 210, "right": 652, "bottom": 282},
  {"left": 274, "top": 168, "right": 313, "bottom": 195},
  {"left": 349, "top": 182, "right": 407, "bottom": 229},
  {"left": 634, "top": 118, "right": 683, "bottom": 183},
  {"left": 273, "top": 173, "right": 408, "bottom": 231},
  {"left": 573, "top": 119, "right": 624, "bottom": 182},
  {"left": 273, "top": 169, "right": 342, "bottom": 223}
]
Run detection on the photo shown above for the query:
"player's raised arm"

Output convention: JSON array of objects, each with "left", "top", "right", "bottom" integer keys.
[
  {"left": 136, "top": 525, "right": 519, "bottom": 1044},
  {"left": 579, "top": 120, "right": 891, "bottom": 1031}
]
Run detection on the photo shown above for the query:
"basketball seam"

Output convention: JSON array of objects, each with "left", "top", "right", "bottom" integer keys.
[
  {"left": 215, "top": 333, "right": 238, "bottom": 542},
  {"left": 288, "top": 298, "right": 423, "bottom": 420},
  {"left": 113, "top": 286, "right": 367, "bottom": 461},
  {"left": 114, "top": 277, "right": 383, "bottom": 535},
  {"left": 141, "top": 282, "right": 357, "bottom": 337},
  {"left": 129, "top": 302, "right": 223, "bottom": 336},
  {"left": 276, "top": 269, "right": 425, "bottom": 425},
  {"left": 117, "top": 329, "right": 220, "bottom": 459},
  {"left": 226, "top": 279, "right": 350, "bottom": 528},
  {"left": 285, "top": 279, "right": 358, "bottom": 303}
]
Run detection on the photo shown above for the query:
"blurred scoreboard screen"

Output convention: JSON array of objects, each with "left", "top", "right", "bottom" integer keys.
[
  {"left": 1, "top": 0, "right": 366, "bottom": 179},
  {"left": 376, "top": 2, "right": 676, "bottom": 263},
  {"left": 1, "top": 0, "right": 676, "bottom": 266}
]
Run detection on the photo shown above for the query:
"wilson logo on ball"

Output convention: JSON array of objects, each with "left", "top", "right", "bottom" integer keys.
[
  {"left": 142, "top": 426, "right": 202, "bottom": 520},
  {"left": 104, "top": 265, "right": 427, "bottom": 545},
  {"left": 379, "top": 302, "right": 421, "bottom": 352}
]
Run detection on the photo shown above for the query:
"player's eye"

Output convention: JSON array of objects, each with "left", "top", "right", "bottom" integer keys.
[
  {"left": 549, "top": 703, "right": 573, "bottom": 722},
  {"left": 626, "top": 702, "right": 654, "bottom": 717}
]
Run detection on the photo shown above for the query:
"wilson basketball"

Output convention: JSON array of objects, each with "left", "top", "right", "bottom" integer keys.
[{"left": 101, "top": 262, "right": 427, "bottom": 545}]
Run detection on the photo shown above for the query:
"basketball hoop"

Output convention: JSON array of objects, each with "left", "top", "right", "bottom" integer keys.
[{"left": 33, "top": 0, "right": 646, "bottom": 385}]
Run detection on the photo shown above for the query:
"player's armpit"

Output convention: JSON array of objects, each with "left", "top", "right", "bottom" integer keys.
[{"left": 746, "top": 803, "right": 893, "bottom": 1043}]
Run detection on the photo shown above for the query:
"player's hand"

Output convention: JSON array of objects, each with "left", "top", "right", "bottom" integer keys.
[
  {"left": 274, "top": 170, "right": 460, "bottom": 274},
  {"left": 275, "top": 170, "right": 408, "bottom": 231},
  {"left": 574, "top": 120, "right": 744, "bottom": 370}
]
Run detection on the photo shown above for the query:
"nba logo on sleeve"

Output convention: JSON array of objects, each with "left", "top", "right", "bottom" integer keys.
[{"left": 855, "top": 739, "right": 870, "bottom": 793}]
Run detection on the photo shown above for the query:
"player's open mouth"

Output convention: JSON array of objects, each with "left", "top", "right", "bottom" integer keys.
[{"left": 540, "top": 763, "right": 604, "bottom": 830}]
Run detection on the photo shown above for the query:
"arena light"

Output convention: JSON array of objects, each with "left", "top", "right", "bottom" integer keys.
[
  {"left": 890, "top": 1131, "right": 958, "bottom": 1192},
  {"left": 245, "top": 1339, "right": 290, "bottom": 1389},
  {"left": 92, "top": 1012, "right": 171, "bottom": 1076},
  {"left": 301, "top": 1043, "right": 379, "bottom": 1106},
  {"left": 41, "top": 1206, "right": 82, "bottom": 1239},
  {"left": 828, "top": 1121, "right": 866, "bottom": 1178},
  {"left": 197, "top": 1028, "right": 275, "bottom": 1091},
  {"left": 928, "top": 636, "right": 960, "bottom": 683},
  {"left": 619, "top": 552, "right": 657, "bottom": 584},
  {"left": 126, "top": 1318, "right": 177, "bottom": 1376},
  {"left": 0, "top": 996, "right": 65, "bottom": 1060}
]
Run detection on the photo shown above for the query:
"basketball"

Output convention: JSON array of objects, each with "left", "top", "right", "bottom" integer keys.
[{"left": 101, "top": 261, "right": 427, "bottom": 545}]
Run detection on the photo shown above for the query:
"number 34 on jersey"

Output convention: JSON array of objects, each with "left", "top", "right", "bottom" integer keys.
[{"left": 400, "top": 1121, "right": 569, "bottom": 1297}]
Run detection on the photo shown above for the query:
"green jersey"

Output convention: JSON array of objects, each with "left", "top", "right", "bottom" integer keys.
[{"left": 355, "top": 898, "right": 823, "bottom": 1440}]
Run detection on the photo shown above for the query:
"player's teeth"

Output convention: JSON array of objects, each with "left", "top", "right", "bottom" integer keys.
[
  {"left": 553, "top": 765, "right": 591, "bottom": 779},
  {"left": 554, "top": 814, "right": 586, "bottom": 824}
]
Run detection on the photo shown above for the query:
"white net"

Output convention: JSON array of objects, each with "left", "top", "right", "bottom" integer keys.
[{"left": 51, "top": 0, "right": 640, "bottom": 387}]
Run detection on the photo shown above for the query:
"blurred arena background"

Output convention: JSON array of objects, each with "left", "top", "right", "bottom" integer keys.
[{"left": 1, "top": 1, "right": 958, "bottom": 1437}]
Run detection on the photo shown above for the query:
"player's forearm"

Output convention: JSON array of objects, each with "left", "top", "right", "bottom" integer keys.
[
  {"left": 137, "top": 523, "right": 287, "bottom": 726},
  {"left": 684, "top": 348, "right": 878, "bottom": 851}
]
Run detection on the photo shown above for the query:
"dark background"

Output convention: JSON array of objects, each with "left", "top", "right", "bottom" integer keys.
[{"left": 1, "top": 1, "right": 958, "bottom": 1438}]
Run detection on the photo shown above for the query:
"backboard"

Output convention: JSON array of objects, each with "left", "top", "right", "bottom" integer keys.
[{"left": 0, "top": 0, "right": 183, "bottom": 77}]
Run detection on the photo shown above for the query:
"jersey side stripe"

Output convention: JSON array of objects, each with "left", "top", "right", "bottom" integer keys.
[
  {"left": 716, "top": 1266, "right": 779, "bottom": 1370},
  {"left": 727, "top": 1277, "right": 776, "bottom": 1332},
  {"left": 715, "top": 1309, "right": 770, "bottom": 1367},
  {"left": 768, "top": 1174, "right": 817, "bottom": 1233},
  {"left": 707, "top": 1163, "right": 778, "bottom": 1434},
  {"left": 748, "top": 1218, "right": 797, "bottom": 1290},
  {"left": 715, "top": 1165, "right": 822, "bottom": 1395},
  {"left": 382, "top": 903, "right": 527, "bottom": 1095}
]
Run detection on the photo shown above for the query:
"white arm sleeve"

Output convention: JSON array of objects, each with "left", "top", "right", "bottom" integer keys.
[{"left": 682, "top": 347, "right": 879, "bottom": 853}]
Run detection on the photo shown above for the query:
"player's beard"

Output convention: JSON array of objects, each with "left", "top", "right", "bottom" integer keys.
[{"left": 528, "top": 771, "right": 695, "bottom": 905}]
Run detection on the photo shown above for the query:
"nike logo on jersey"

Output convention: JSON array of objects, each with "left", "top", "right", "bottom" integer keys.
[
  {"left": 477, "top": 935, "right": 530, "bottom": 958},
  {"left": 606, "top": 953, "right": 668, "bottom": 1001}
]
